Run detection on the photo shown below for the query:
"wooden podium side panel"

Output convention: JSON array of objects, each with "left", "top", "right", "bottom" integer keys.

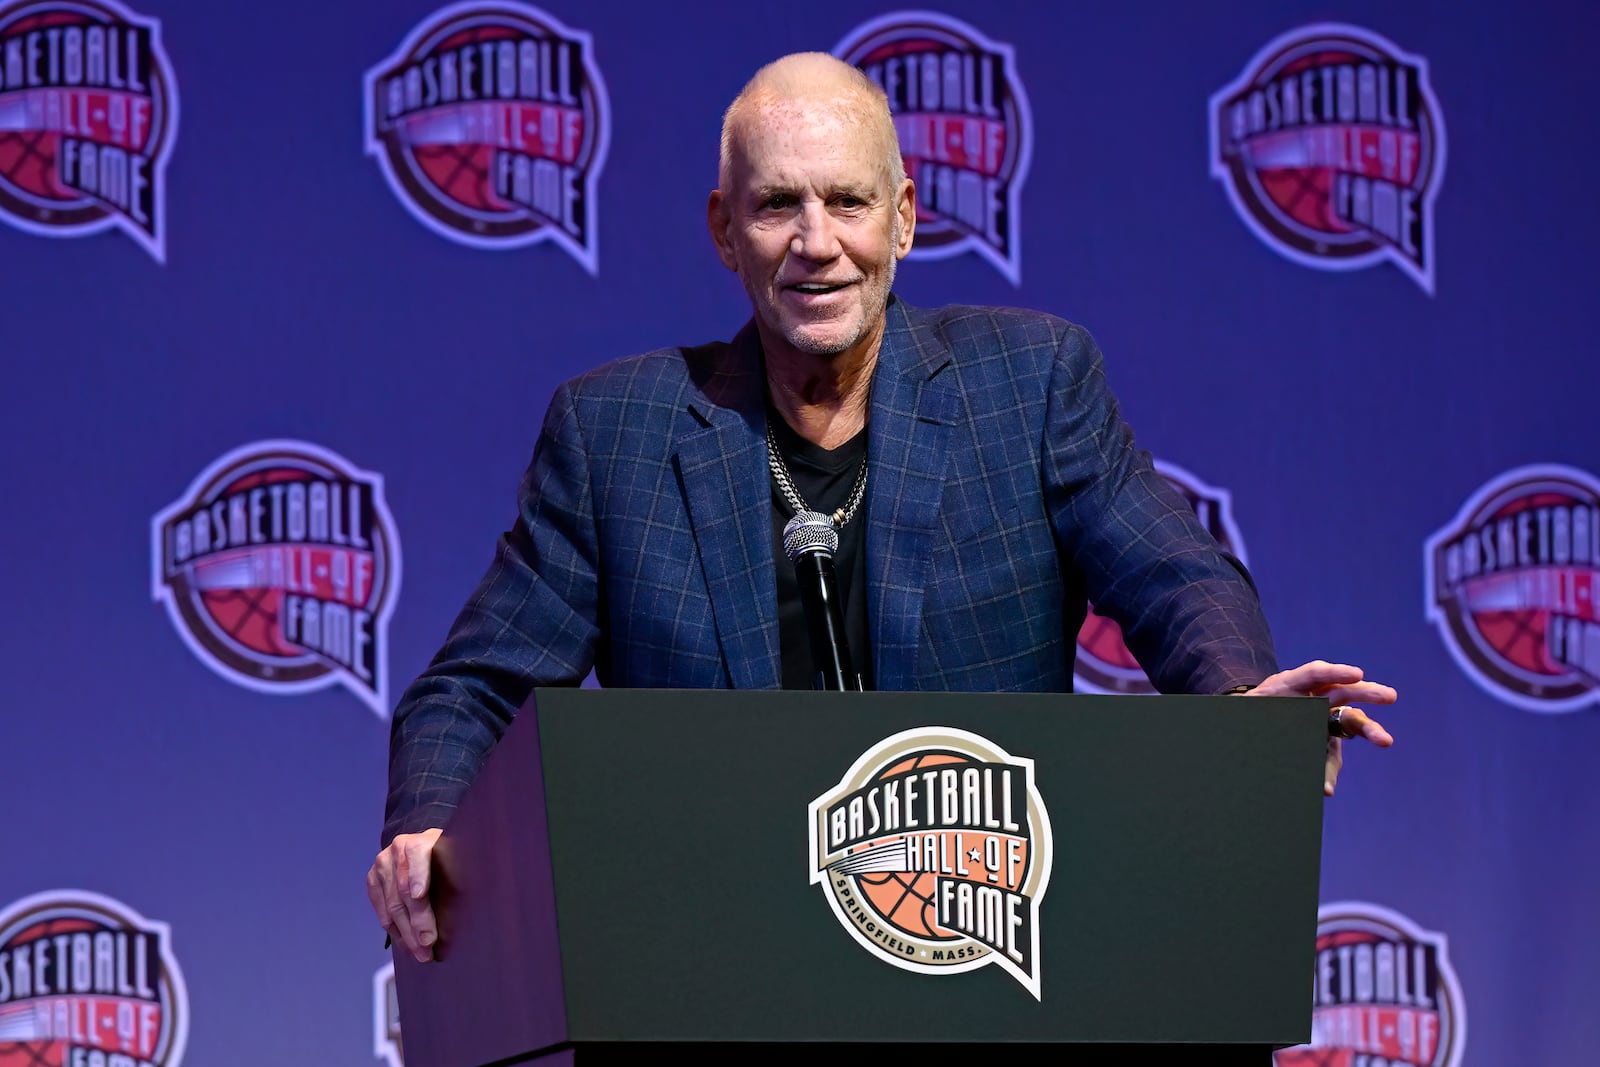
[{"left": 393, "top": 700, "right": 572, "bottom": 1067}]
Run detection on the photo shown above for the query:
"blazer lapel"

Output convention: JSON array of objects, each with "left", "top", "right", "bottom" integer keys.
[
  {"left": 675, "top": 323, "right": 781, "bottom": 689},
  {"left": 866, "top": 300, "right": 958, "bottom": 691}
]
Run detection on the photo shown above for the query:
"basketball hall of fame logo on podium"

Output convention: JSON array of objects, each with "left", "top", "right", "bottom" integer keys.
[
  {"left": 835, "top": 11, "right": 1032, "bottom": 285},
  {"left": 151, "top": 440, "right": 402, "bottom": 717},
  {"left": 0, "top": 890, "right": 189, "bottom": 1067},
  {"left": 0, "top": 0, "right": 178, "bottom": 261},
  {"left": 1426, "top": 464, "right": 1600, "bottom": 712},
  {"left": 1273, "top": 902, "right": 1465, "bottom": 1067},
  {"left": 1075, "top": 460, "right": 1249, "bottom": 694},
  {"left": 809, "top": 728, "right": 1053, "bottom": 999},
  {"left": 1209, "top": 23, "right": 1445, "bottom": 293},
  {"left": 364, "top": 2, "right": 610, "bottom": 275}
]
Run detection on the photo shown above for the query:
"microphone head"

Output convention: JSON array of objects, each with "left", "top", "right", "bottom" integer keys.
[{"left": 782, "top": 510, "right": 838, "bottom": 562}]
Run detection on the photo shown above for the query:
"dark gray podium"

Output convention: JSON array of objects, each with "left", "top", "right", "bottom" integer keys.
[{"left": 393, "top": 689, "right": 1327, "bottom": 1066}]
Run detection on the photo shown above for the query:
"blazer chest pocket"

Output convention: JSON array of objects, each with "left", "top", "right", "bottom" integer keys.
[{"left": 939, "top": 500, "right": 1024, "bottom": 550}]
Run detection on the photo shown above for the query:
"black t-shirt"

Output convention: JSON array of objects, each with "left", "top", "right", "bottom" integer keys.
[{"left": 768, "top": 413, "right": 874, "bottom": 690}]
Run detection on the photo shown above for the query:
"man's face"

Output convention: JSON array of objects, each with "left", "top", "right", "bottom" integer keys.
[{"left": 710, "top": 96, "right": 915, "bottom": 362}]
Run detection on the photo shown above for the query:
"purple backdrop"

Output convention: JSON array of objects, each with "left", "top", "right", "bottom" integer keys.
[{"left": 1, "top": 1, "right": 1595, "bottom": 1064}]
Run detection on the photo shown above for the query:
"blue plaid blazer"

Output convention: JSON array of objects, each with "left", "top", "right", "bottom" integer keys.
[{"left": 384, "top": 299, "right": 1277, "bottom": 841}]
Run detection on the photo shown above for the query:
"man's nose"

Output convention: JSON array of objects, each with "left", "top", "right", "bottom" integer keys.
[{"left": 789, "top": 202, "right": 842, "bottom": 262}]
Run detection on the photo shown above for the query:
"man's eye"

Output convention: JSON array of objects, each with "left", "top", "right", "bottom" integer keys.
[
  {"left": 762, "top": 195, "right": 794, "bottom": 210},
  {"left": 838, "top": 196, "right": 864, "bottom": 209}
]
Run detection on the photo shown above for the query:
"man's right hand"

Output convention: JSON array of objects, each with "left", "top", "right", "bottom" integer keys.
[{"left": 367, "top": 828, "right": 443, "bottom": 962}]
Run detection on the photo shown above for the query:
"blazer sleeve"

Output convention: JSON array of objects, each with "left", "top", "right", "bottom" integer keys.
[
  {"left": 1041, "top": 323, "right": 1278, "bottom": 694},
  {"left": 382, "top": 380, "right": 602, "bottom": 845}
]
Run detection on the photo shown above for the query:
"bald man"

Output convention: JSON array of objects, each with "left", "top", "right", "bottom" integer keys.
[{"left": 368, "top": 54, "right": 1396, "bottom": 962}]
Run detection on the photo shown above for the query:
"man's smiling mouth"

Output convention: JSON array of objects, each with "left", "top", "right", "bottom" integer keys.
[{"left": 788, "top": 281, "right": 853, "bottom": 294}]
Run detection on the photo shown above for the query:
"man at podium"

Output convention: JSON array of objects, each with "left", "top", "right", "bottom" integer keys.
[{"left": 367, "top": 52, "right": 1396, "bottom": 964}]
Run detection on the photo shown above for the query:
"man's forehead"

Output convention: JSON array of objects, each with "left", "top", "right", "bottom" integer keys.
[
  {"left": 739, "top": 94, "right": 869, "bottom": 142},
  {"left": 729, "top": 96, "right": 889, "bottom": 167},
  {"left": 728, "top": 149, "right": 890, "bottom": 197},
  {"left": 747, "top": 169, "right": 881, "bottom": 196}
]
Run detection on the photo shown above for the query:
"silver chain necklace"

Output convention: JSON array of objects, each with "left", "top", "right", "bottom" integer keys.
[{"left": 766, "top": 419, "right": 869, "bottom": 529}]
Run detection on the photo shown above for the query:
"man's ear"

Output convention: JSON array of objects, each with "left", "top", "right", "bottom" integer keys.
[
  {"left": 707, "top": 190, "right": 738, "bottom": 271},
  {"left": 894, "top": 179, "right": 917, "bottom": 259}
]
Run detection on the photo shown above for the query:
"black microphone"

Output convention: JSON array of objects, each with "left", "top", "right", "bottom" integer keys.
[{"left": 782, "top": 511, "right": 864, "bottom": 691}]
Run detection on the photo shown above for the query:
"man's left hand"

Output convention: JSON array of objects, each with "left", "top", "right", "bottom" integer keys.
[{"left": 1243, "top": 660, "right": 1397, "bottom": 797}]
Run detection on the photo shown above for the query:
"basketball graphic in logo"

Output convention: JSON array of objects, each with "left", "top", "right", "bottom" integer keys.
[
  {"left": 1210, "top": 23, "right": 1445, "bottom": 292},
  {"left": 851, "top": 749, "right": 994, "bottom": 940},
  {"left": 0, "top": 891, "right": 188, "bottom": 1067},
  {"left": 151, "top": 440, "right": 402, "bottom": 717},
  {"left": 835, "top": 11, "right": 1032, "bottom": 284},
  {"left": 1076, "top": 461, "right": 1248, "bottom": 694},
  {"left": 0, "top": 0, "right": 178, "bottom": 260},
  {"left": 1426, "top": 464, "right": 1600, "bottom": 712},
  {"left": 364, "top": 2, "right": 609, "bottom": 274},
  {"left": 809, "top": 727, "right": 1053, "bottom": 998},
  {"left": 1274, "top": 902, "right": 1465, "bottom": 1067}
]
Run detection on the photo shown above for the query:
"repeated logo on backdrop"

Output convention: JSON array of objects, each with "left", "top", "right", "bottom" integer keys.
[
  {"left": 0, "top": 0, "right": 177, "bottom": 261},
  {"left": 373, "top": 963, "right": 401, "bottom": 1067},
  {"left": 1210, "top": 23, "right": 1445, "bottom": 293},
  {"left": 151, "top": 440, "right": 402, "bottom": 718},
  {"left": 809, "top": 728, "right": 1053, "bottom": 998},
  {"left": 0, "top": 890, "right": 188, "bottom": 1067},
  {"left": 1426, "top": 464, "right": 1600, "bottom": 712},
  {"left": 835, "top": 11, "right": 1031, "bottom": 284},
  {"left": 1076, "top": 461, "right": 1248, "bottom": 694},
  {"left": 1274, "top": 902, "right": 1465, "bottom": 1067},
  {"left": 364, "top": 2, "right": 609, "bottom": 274}
]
